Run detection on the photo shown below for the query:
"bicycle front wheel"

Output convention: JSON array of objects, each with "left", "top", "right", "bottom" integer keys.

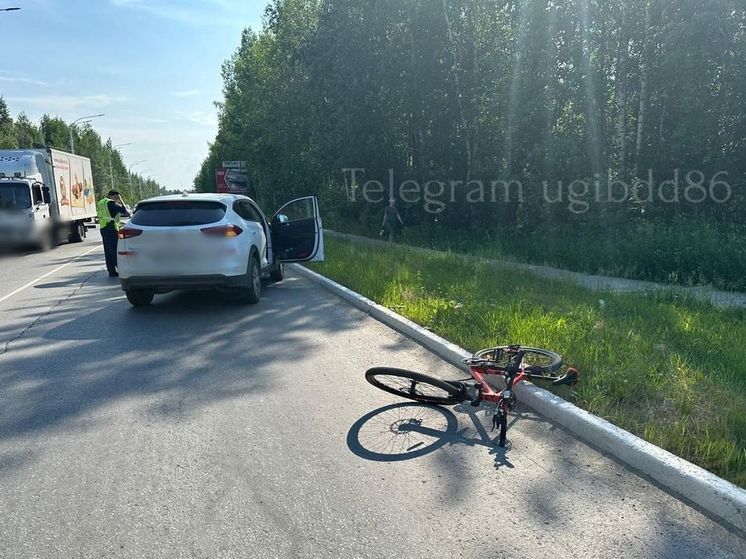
[
  {"left": 365, "top": 368, "right": 465, "bottom": 405},
  {"left": 474, "top": 346, "right": 563, "bottom": 374}
]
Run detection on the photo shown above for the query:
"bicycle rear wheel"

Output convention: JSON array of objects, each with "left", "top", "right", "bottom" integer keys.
[
  {"left": 365, "top": 368, "right": 466, "bottom": 405},
  {"left": 474, "top": 346, "right": 563, "bottom": 374}
]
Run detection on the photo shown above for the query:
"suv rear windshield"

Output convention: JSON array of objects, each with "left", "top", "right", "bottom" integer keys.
[{"left": 130, "top": 201, "right": 226, "bottom": 227}]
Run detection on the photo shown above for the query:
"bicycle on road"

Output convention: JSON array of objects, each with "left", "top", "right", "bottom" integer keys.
[{"left": 365, "top": 345, "right": 579, "bottom": 448}]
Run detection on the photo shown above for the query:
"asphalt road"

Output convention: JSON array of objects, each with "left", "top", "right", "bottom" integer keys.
[{"left": 0, "top": 231, "right": 744, "bottom": 558}]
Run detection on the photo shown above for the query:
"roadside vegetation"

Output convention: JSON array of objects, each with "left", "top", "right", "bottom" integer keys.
[
  {"left": 0, "top": 97, "right": 164, "bottom": 201},
  {"left": 332, "top": 218, "right": 746, "bottom": 293},
  {"left": 310, "top": 235, "right": 746, "bottom": 487},
  {"left": 196, "top": 1, "right": 746, "bottom": 292}
]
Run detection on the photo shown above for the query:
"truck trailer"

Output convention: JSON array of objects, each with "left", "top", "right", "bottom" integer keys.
[{"left": 0, "top": 148, "right": 97, "bottom": 250}]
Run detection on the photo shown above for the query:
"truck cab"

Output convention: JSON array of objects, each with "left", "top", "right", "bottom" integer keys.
[
  {"left": 0, "top": 149, "right": 95, "bottom": 250},
  {"left": 0, "top": 153, "right": 52, "bottom": 250}
]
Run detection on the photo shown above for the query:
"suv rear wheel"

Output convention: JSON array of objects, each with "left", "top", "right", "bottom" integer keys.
[
  {"left": 236, "top": 256, "right": 261, "bottom": 304},
  {"left": 125, "top": 290, "right": 154, "bottom": 307}
]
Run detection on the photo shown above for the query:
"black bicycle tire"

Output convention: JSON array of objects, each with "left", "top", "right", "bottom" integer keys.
[
  {"left": 473, "top": 346, "right": 563, "bottom": 374},
  {"left": 365, "top": 367, "right": 466, "bottom": 405}
]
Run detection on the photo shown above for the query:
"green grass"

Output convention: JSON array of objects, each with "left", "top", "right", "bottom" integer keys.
[
  {"left": 330, "top": 217, "right": 746, "bottom": 292},
  {"left": 310, "top": 235, "right": 746, "bottom": 487}
]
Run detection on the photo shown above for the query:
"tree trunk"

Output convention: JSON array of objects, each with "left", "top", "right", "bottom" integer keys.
[
  {"left": 616, "top": 3, "right": 628, "bottom": 174},
  {"left": 407, "top": 3, "right": 423, "bottom": 182},
  {"left": 634, "top": 1, "right": 652, "bottom": 175},
  {"left": 581, "top": 0, "right": 602, "bottom": 177},
  {"left": 441, "top": 0, "right": 472, "bottom": 181}
]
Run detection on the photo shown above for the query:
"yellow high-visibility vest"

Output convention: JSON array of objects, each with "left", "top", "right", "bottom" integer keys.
[{"left": 97, "top": 198, "right": 121, "bottom": 230}]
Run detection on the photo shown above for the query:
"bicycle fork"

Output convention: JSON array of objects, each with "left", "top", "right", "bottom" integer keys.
[
  {"left": 492, "top": 387, "right": 515, "bottom": 448},
  {"left": 470, "top": 382, "right": 510, "bottom": 448},
  {"left": 491, "top": 405, "right": 508, "bottom": 448}
]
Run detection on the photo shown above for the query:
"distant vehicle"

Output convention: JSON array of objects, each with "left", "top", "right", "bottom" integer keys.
[
  {"left": 0, "top": 149, "right": 97, "bottom": 250},
  {"left": 117, "top": 193, "right": 324, "bottom": 306}
]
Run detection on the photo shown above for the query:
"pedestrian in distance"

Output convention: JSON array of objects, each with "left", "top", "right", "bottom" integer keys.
[
  {"left": 380, "top": 199, "right": 404, "bottom": 242},
  {"left": 97, "top": 190, "right": 130, "bottom": 277}
]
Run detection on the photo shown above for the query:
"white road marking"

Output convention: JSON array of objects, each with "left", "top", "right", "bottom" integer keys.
[{"left": 0, "top": 245, "right": 101, "bottom": 305}]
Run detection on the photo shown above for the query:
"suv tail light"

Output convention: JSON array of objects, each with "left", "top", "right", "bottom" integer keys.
[
  {"left": 118, "top": 227, "right": 143, "bottom": 239},
  {"left": 200, "top": 225, "right": 243, "bottom": 238}
]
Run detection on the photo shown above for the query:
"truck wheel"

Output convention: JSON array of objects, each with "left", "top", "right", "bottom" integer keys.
[
  {"left": 269, "top": 262, "right": 284, "bottom": 282},
  {"left": 236, "top": 256, "right": 261, "bottom": 304},
  {"left": 69, "top": 222, "right": 85, "bottom": 243},
  {"left": 125, "top": 290, "right": 154, "bottom": 307}
]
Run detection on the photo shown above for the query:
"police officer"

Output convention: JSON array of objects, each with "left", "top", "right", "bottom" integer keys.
[{"left": 97, "top": 190, "right": 130, "bottom": 277}]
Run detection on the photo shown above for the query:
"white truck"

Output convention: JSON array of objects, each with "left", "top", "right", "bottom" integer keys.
[{"left": 0, "top": 148, "right": 97, "bottom": 250}]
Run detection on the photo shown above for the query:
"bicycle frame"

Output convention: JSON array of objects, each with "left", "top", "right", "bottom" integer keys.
[
  {"left": 468, "top": 364, "right": 526, "bottom": 405},
  {"left": 464, "top": 347, "right": 575, "bottom": 407},
  {"left": 462, "top": 348, "right": 574, "bottom": 447},
  {"left": 366, "top": 345, "right": 578, "bottom": 449}
]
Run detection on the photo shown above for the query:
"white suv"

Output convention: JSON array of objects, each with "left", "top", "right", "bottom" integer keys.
[{"left": 117, "top": 193, "right": 324, "bottom": 306}]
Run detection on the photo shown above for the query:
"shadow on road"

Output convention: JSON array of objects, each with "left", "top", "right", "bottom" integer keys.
[
  {"left": 34, "top": 279, "right": 84, "bottom": 289},
  {"left": 347, "top": 403, "right": 459, "bottom": 461},
  {"left": 0, "top": 274, "right": 361, "bottom": 452},
  {"left": 347, "top": 401, "right": 517, "bottom": 469}
]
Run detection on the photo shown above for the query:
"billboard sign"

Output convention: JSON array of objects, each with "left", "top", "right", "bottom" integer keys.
[
  {"left": 222, "top": 161, "right": 247, "bottom": 170},
  {"left": 216, "top": 161, "right": 249, "bottom": 194}
]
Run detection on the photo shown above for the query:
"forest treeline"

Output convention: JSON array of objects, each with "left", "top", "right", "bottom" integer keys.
[
  {"left": 0, "top": 98, "right": 164, "bottom": 202},
  {"left": 196, "top": 0, "right": 746, "bottom": 289}
]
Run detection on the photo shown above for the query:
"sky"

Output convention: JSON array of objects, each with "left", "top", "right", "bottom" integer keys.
[{"left": 1, "top": 0, "right": 266, "bottom": 190}]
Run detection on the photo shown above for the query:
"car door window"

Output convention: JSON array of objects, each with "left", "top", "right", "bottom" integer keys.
[
  {"left": 233, "top": 200, "right": 248, "bottom": 220},
  {"left": 240, "top": 201, "right": 263, "bottom": 223},
  {"left": 274, "top": 197, "right": 314, "bottom": 224}
]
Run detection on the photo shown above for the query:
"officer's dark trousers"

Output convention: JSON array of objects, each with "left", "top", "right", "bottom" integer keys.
[{"left": 100, "top": 225, "right": 119, "bottom": 276}]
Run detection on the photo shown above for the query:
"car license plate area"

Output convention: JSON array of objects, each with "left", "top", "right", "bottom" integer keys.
[
  {"left": 148, "top": 249, "right": 190, "bottom": 263},
  {"left": 126, "top": 229, "right": 232, "bottom": 274}
]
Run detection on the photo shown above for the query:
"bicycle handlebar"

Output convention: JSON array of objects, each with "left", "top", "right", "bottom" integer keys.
[
  {"left": 462, "top": 357, "right": 493, "bottom": 366},
  {"left": 463, "top": 350, "right": 525, "bottom": 374},
  {"left": 551, "top": 367, "right": 580, "bottom": 386},
  {"left": 463, "top": 355, "right": 579, "bottom": 386}
]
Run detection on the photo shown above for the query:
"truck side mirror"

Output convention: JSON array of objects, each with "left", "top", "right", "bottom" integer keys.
[
  {"left": 32, "top": 184, "right": 44, "bottom": 204},
  {"left": 41, "top": 185, "right": 51, "bottom": 204}
]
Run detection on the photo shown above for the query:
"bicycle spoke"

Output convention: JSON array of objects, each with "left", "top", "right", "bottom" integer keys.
[{"left": 357, "top": 406, "right": 451, "bottom": 457}]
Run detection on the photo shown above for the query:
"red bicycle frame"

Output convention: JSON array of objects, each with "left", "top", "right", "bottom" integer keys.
[
  {"left": 460, "top": 348, "right": 578, "bottom": 447},
  {"left": 468, "top": 364, "right": 528, "bottom": 405}
]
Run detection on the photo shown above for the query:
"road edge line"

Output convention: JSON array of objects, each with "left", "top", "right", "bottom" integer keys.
[{"left": 291, "top": 263, "right": 746, "bottom": 534}]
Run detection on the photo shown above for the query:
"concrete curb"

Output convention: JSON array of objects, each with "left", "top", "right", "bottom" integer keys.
[{"left": 291, "top": 263, "right": 746, "bottom": 534}]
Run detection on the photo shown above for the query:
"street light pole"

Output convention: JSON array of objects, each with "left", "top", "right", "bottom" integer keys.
[
  {"left": 128, "top": 160, "right": 146, "bottom": 201},
  {"left": 139, "top": 169, "right": 152, "bottom": 201},
  {"left": 108, "top": 143, "right": 132, "bottom": 191},
  {"left": 68, "top": 113, "right": 104, "bottom": 154}
]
